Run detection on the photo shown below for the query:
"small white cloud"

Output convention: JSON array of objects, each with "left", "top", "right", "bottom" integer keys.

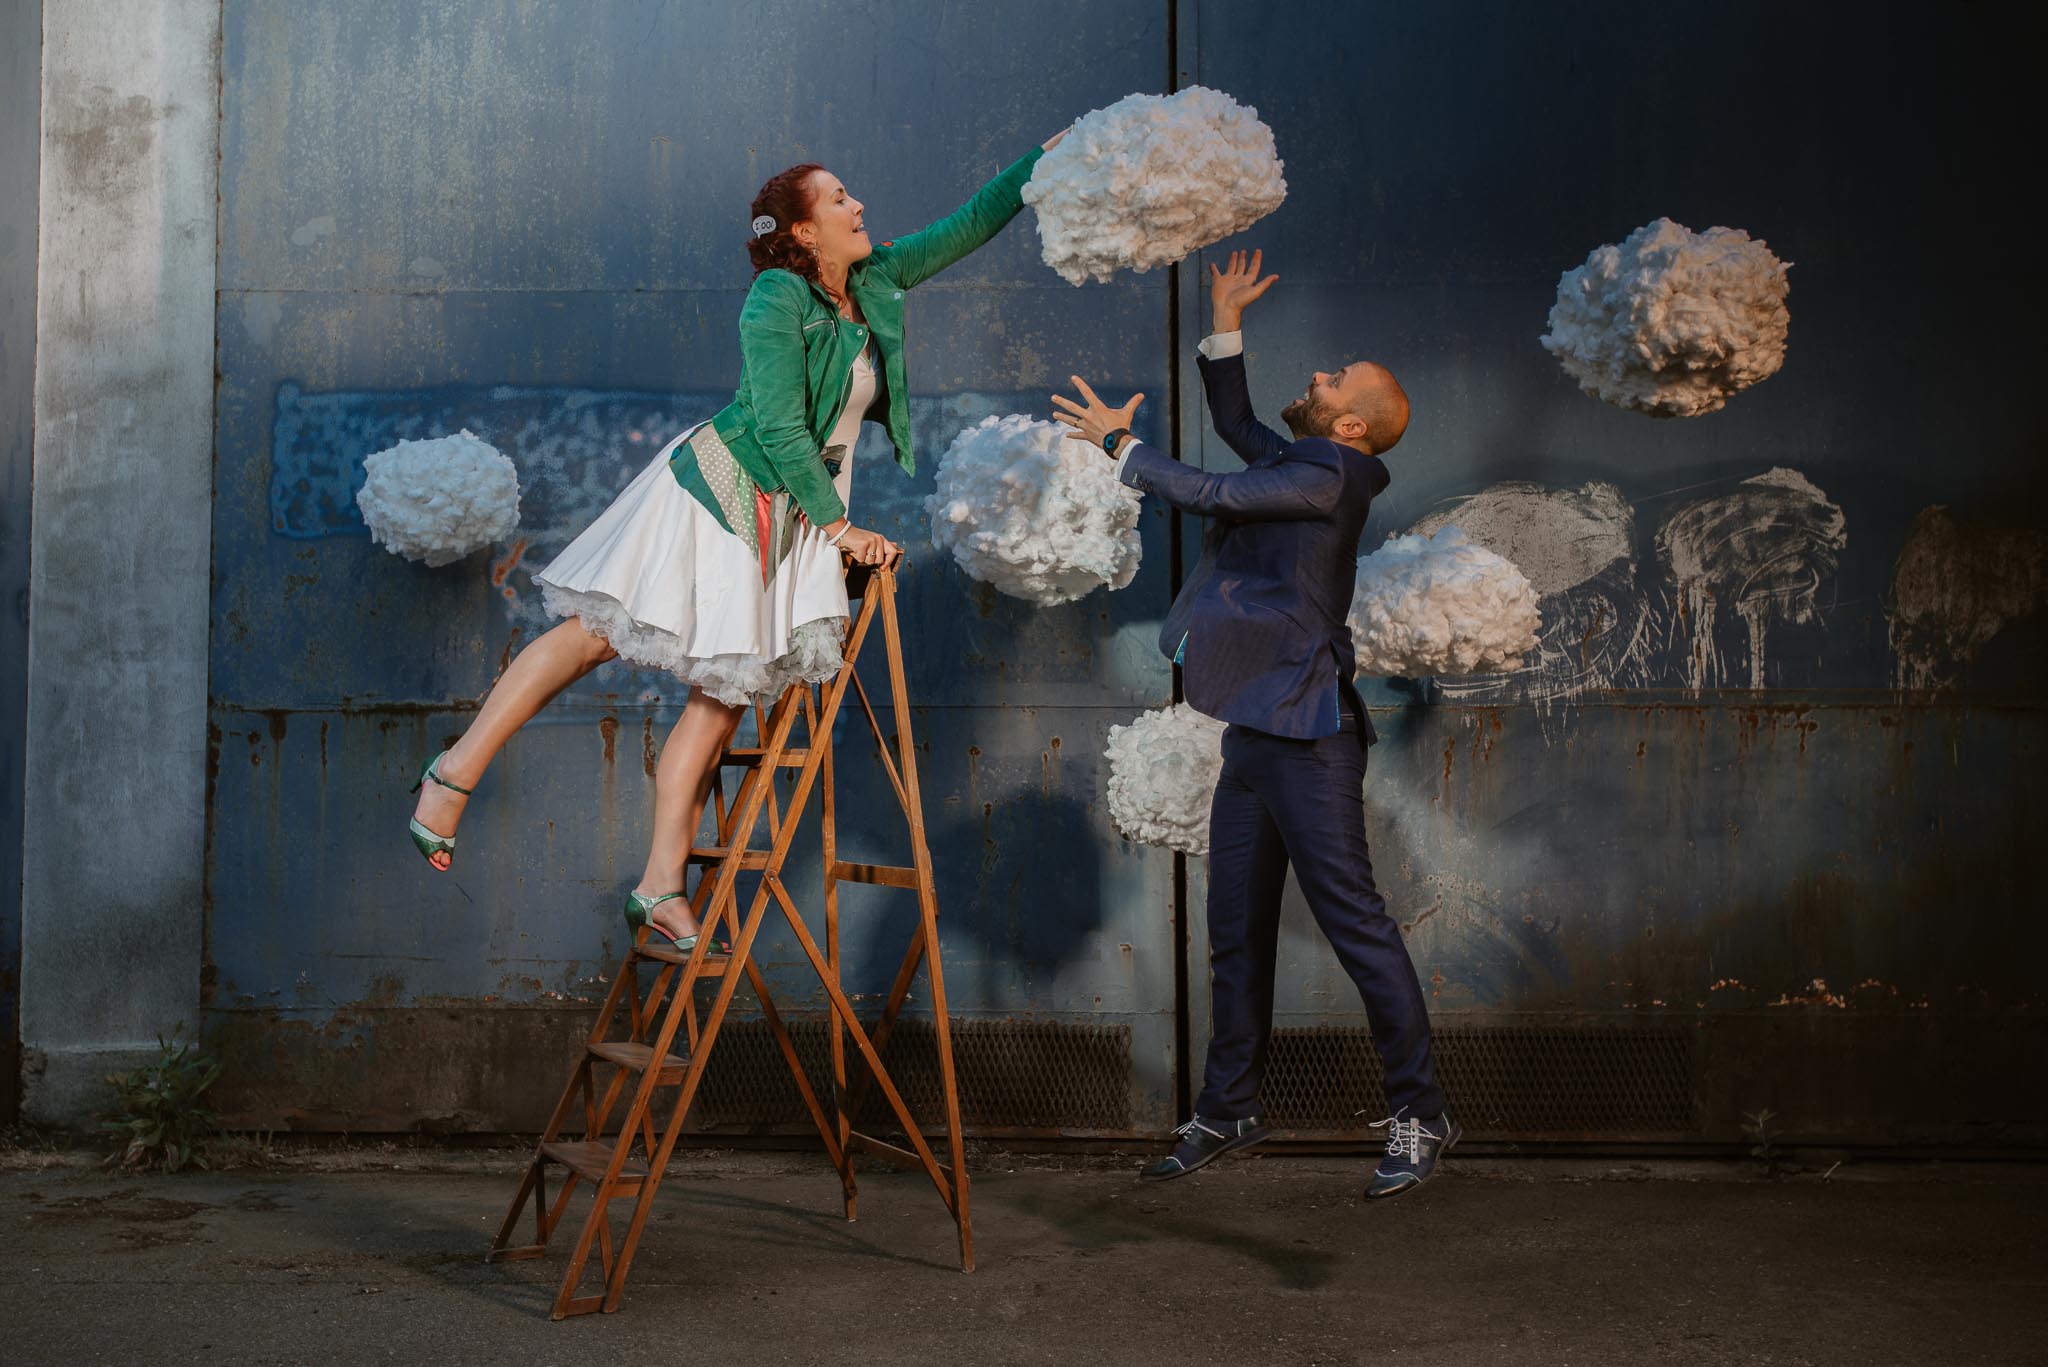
[
  {"left": 1104, "top": 703, "right": 1228, "bottom": 856},
  {"left": 1023, "top": 87, "right": 1286, "bottom": 286},
  {"left": 925, "top": 414, "right": 1143, "bottom": 606},
  {"left": 1541, "top": 217, "right": 1791, "bottom": 418},
  {"left": 1349, "top": 527, "right": 1543, "bottom": 677},
  {"left": 356, "top": 430, "right": 521, "bottom": 568}
]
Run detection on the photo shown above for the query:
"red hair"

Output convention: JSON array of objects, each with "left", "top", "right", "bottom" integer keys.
[{"left": 747, "top": 163, "right": 827, "bottom": 286}]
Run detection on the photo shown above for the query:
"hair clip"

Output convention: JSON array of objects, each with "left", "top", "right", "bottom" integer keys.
[{"left": 752, "top": 215, "right": 777, "bottom": 238}]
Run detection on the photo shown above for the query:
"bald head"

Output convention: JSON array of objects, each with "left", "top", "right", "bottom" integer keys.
[
  {"left": 1345, "top": 362, "right": 1409, "bottom": 456},
  {"left": 1280, "top": 360, "right": 1410, "bottom": 456}
]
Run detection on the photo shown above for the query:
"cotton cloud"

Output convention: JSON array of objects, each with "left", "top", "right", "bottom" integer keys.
[
  {"left": 1104, "top": 703, "right": 1228, "bottom": 856},
  {"left": 1023, "top": 86, "right": 1286, "bottom": 286},
  {"left": 925, "top": 414, "right": 1144, "bottom": 605},
  {"left": 1349, "top": 528, "right": 1542, "bottom": 677},
  {"left": 1541, "top": 218, "right": 1791, "bottom": 418},
  {"left": 355, "top": 429, "right": 521, "bottom": 567}
]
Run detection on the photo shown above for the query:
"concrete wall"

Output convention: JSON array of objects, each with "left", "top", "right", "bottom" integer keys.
[
  {"left": 20, "top": 0, "right": 219, "bottom": 1123},
  {"left": 1, "top": 0, "right": 42, "bottom": 1125}
]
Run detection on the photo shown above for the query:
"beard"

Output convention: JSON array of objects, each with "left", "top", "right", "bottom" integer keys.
[{"left": 1280, "top": 391, "right": 1342, "bottom": 439}]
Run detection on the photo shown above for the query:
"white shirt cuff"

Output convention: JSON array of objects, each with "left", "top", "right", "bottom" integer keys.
[
  {"left": 1197, "top": 330, "right": 1243, "bottom": 360},
  {"left": 1114, "top": 439, "right": 1136, "bottom": 481}
]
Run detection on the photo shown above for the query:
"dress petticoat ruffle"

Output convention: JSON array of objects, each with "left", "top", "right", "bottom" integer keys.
[
  {"left": 531, "top": 424, "right": 854, "bottom": 708},
  {"left": 538, "top": 581, "right": 846, "bottom": 707}
]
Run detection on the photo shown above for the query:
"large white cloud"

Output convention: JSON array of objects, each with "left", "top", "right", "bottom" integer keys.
[
  {"left": 1104, "top": 703, "right": 1227, "bottom": 856},
  {"left": 1541, "top": 217, "right": 1791, "bottom": 418},
  {"left": 1349, "top": 528, "right": 1542, "bottom": 677},
  {"left": 925, "top": 414, "right": 1143, "bottom": 606},
  {"left": 1022, "top": 86, "right": 1287, "bottom": 286},
  {"left": 355, "top": 429, "right": 521, "bottom": 567}
]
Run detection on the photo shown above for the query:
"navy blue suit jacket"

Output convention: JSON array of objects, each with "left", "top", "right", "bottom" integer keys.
[{"left": 1118, "top": 351, "right": 1389, "bottom": 741}]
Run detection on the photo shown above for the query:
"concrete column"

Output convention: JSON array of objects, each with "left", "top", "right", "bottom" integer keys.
[
  {"left": 2, "top": 0, "right": 42, "bottom": 1124},
  {"left": 22, "top": 0, "right": 219, "bottom": 1124}
]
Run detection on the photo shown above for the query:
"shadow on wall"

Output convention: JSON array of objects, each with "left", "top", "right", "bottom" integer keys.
[{"left": 865, "top": 792, "right": 1108, "bottom": 1014}]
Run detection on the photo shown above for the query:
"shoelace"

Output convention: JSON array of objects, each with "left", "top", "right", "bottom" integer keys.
[
  {"left": 1172, "top": 1117, "right": 1228, "bottom": 1142},
  {"left": 1366, "top": 1113, "right": 1425, "bottom": 1164}
]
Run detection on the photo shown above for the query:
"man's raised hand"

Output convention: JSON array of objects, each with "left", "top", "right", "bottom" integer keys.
[
  {"left": 1051, "top": 376, "right": 1145, "bottom": 457},
  {"left": 1208, "top": 248, "right": 1278, "bottom": 332}
]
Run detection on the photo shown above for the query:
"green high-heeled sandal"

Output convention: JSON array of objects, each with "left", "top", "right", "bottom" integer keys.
[
  {"left": 408, "top": 750, "right": 473, "bottom": 868},
  {"left": 624, "top": 890, "right": 698, "bottom": 951}
]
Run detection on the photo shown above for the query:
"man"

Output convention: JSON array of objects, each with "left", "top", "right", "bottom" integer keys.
[{"left": 1051, "top": 250, "right": 1455, "bottom": 1200}]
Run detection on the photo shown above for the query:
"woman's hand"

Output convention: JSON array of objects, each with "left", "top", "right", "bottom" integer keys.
[
  {"left": 1050, "top": 376, "right": 1145, "bottom": 456},
  {"left": 1041, "top": 126, "right": 1071, "bottom": 152},
  {"left": 833, "top": 523, "right": 901, "bottom": 567},
  {"left": 1208, "top": 248, "right": 1278, "bottom": 333}
]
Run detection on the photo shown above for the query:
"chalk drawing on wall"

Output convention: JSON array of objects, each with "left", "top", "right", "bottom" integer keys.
[
  {"left": 1887, "top": 505, "right": 2048, "bottom": 690},
  {"left": 1653, "top": 468, "right": 1846, "bottom": 691},
  {"left": 1405, "top": 480, "right": 1656, "bottom": 703}
]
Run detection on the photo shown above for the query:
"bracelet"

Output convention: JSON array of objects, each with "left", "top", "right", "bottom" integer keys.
[
  {"left": 827, "top": 523, "right": 852, "bottom": 546},
  {"left": 1101, "top": 427, "right": 1132, "bottom": 457}
]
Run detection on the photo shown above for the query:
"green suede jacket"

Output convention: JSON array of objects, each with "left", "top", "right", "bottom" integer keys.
[{"left": 697, "top": 144, "right": 1046, "bottom": 527}]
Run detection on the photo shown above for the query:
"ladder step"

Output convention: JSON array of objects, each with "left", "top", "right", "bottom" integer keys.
[
  {"left": 630, "top": 940, "right": 733, "bottom": 971},
  {"left": 538, "top": 1139, "right": 647, "bottom": 1188},
  {"left": 721, "top": 747, "right": 809, "bottom": 767},
  {"left": 686, "top": 846, "right": 772, "bottom": 868},
  {"left": 588, "top": 1040, "right": 691, "bottom": 1082},
  {"left": 831, "top": 859, "right": 920, "bottom": 889}
]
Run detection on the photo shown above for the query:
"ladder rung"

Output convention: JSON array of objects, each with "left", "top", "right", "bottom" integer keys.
[
  {"left": 588, "top": 1040, "right": 691, "bottom": 1082},
  {"left": 686, "top": 846, "right": 772, "bottom": 868},
  {"left": 721, "top": 747, "right": 809, "bottom": 767},
  {"left": 630, "top": 940, "right": 733, "bottom": 970},
  {"left": 831, "top": 860, "right": 920, "bottom": 889},
  {"left": 848, "top": 1130, "right": 953, "bottom": 1179},
  {"left": 538, "top": 1139, "right": 647, "bottom": 1188}
]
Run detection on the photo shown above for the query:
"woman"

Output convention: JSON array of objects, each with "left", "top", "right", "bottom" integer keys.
[{"left": 407, "top": 127, "right": 1069, "bottom": 951}]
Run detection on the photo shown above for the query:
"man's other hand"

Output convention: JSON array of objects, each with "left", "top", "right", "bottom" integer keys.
[
  {"left": 1208, "top": 248, "right": 1278, "bottom": 333},
  {"left": 1051, "top": 376, "right": 1145, "bottom": 456}
]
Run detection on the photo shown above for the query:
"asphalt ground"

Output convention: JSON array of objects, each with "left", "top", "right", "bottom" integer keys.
[{"left": 1, "top": 1147, "right": 2042, "bottom": 1366}]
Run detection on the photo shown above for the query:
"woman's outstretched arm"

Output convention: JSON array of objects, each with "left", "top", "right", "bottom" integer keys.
[{"left": 870, "top": 127, "right": 1067, "bottom": 291}]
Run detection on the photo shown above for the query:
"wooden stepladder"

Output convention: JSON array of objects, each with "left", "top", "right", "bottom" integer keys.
[{"left": 486, "top": 563, "right": 973, "bottom": 1318}]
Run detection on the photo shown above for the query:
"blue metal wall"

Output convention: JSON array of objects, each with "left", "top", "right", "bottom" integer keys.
[
  {"left": 208, "top": 0, "right": 1180, "bottom": 1132},
  {"left": 206, "top": 1, "right": 2046, "bottom": 1143},
  {"left": 1175, "top": 1, "right": 2047, "bottom": 1144}
]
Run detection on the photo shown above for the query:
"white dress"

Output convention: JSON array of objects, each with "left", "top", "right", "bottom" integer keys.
[{"left": 535, "top": 342, "right": 879, "bottom": 706}]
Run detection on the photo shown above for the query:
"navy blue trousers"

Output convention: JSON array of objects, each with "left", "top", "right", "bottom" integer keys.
[{"left": 1195, "top": 700, "right": 1446, "bottom": 1122}]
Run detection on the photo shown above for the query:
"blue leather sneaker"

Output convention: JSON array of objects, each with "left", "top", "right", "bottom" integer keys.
[
  {"left": 1139, "top": 1114, "right": 1271, "bottom": 1181},
  {"left": 1363, "top": 1108, "right": 1460, "bottom": 1199}
]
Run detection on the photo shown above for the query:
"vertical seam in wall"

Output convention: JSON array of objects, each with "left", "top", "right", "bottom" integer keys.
[{"left": 1165, "top": 0, "right": 1191, "bottom": 1128}]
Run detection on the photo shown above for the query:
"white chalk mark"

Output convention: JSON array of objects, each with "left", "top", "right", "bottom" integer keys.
[
  {"left": 1405, "top": 481, "right": 1656, "bottom": 705},
  {"left": 1654, "top": 467, "right": 1846, "bottom": 690}
]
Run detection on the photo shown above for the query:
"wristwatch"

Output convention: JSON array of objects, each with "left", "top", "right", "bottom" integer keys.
[{"left": 1101, "top": 427, "right": 1132, "bottom": 457}]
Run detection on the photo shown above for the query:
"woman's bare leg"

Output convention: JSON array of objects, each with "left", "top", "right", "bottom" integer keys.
[
  {"left": 637, "top": 691, "right": 747, "bottom": 940},
  {"left": 412, "top": 616, "right": 619, "bottom": 870}
]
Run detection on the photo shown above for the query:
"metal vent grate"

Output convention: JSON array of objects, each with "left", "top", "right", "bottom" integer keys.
[
  {"left": 693, "top": 1018, "right": 1133, "bottom": 1133},
  {"left": 1262, "top": 1024, "right": 1698, "bottom": 1136}
]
